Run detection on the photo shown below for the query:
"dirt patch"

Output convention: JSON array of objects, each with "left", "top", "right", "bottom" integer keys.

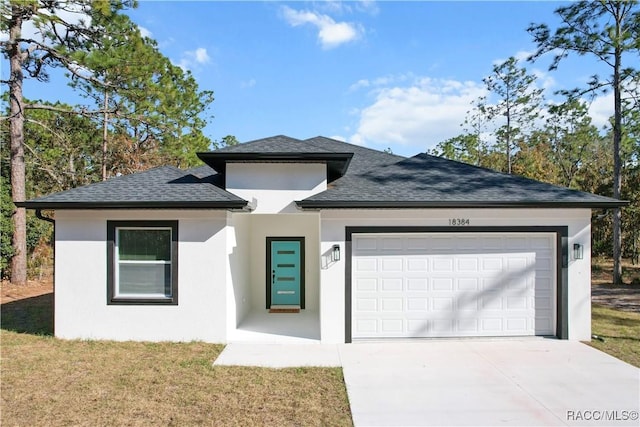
[
  {"left": 591, "top": 258, "right": 640, "bottom": 313},
  {"left": 1, "top": 279, "right": 53, "bottom": 304},
  {"left": 591, "top": 285, "right": 640, "bottom": 312}
]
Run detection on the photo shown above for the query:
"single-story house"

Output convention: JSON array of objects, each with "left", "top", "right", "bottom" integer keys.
[{"left": 19, "top": 135, "right": 626, "bottom": 343}]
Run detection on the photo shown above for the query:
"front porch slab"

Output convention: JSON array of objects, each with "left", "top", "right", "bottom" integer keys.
[
  {"left": 229, "top": 310, "right": 320, "bottom": 344},
  {"left": 213, "top": 342, "right": 341, "bottom": 368}
]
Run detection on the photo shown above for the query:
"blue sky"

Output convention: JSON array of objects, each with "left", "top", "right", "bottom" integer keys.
[{"left": 15, "top": 1, "right": 630, "bottom": 157}]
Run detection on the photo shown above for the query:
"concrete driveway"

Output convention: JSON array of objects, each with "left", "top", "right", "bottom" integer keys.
[{"left": 340, "top": 339, "right": 640, "bottom": 426}]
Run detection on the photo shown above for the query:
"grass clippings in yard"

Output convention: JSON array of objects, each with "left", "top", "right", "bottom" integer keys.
[
  {"left": 588, "top": 304, "right": 640, "bottom": 368},
  {"left": 0, "top": 331, "right": 352, "bottom": 426}
]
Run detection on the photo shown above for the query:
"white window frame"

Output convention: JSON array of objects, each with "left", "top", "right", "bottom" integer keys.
[
  {"left": 114, "top": 226, "right": 173, "bottom": 299},
  {"left": 107, "top": 220, "right": 178, "bottom": 305}
]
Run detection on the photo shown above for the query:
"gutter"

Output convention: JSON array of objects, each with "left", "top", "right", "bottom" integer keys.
[
  {"left": 35, "top": 209, "right": 55, "bottom": 223},
  {"left": 16, "top": 200, "right": 249, "bottom": 210},
  {"left": 295, "top": 200, "right": 630, "bottom": 209}
]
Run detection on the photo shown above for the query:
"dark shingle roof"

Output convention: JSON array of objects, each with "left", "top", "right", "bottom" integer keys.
[
  {"left": 297, "top": 153, "right": 626, "bottom": 208},
  {"left": 17, "top": 165, "right": 247, "bottom": 209},
  {"left": 304, "top": 136, "right": 405, "bottom": 174},
  {"left": 215, "top": 135, "right": 330, "bottom": 153},
  {"left": 209, "top": 135, "right": 403, "bottom": 176},
  {"left": 18, "top": 135, "right": 625, "bottom": 210}
]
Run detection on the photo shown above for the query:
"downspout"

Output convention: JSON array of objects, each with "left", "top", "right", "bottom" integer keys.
[
  {"left": 35, "top": 209, "right": 55, "bottom": 336},
  {"left": 35, "top": 209, "right": 54, "bottom": 224}
]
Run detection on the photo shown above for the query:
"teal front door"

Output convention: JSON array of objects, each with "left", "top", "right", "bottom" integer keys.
[{"left": 268, "top": 238, "right": 304, "bottom": 307}]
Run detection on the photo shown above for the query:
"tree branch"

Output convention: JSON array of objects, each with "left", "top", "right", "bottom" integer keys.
[{"left": 24, "top": 103, "right": 116, "bottom": 116}]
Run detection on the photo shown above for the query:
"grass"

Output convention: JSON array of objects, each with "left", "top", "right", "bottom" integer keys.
[
  {"left": 1, "top": 332, "right": 352, "bottom": 426},
  {"left": 2, "top": 261, "right": 638, "bottom": 425},
  {"left": 587, "top": 304, "right": 640, "bottom": 368},
  {"left": 0, "top": 293, "right": 352, "bottom": 426}
]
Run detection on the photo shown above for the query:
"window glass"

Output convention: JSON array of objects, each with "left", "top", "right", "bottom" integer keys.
[
  {"left": 116, "top": 228, "right": 172, "bottom": 298},
  {"left": 118, "top": 264, "right": 171, "bottom": 296},
  {"left": 118, "top": 229, "right": 171, "bottom": 261}
]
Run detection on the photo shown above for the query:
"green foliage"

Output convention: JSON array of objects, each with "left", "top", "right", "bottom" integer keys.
[
  {"left": 1, "top": 1, "right": 215, "bottom": 281},
  {"left": 429, "top": 134, "right": 483, "bottom": 166},
  {"left": 528, "top": 0, "right": 640, "bottom": 282},
  {"left": 67, "top": 11, "right": 215, "bottom": 175},
  {"left": 477, "top": 57, "right": 544, "bottom": 174},
  {"left": 220, "top": 135, "right": 240, "bottom": 148},
  {"left": 0, "top": 176, "right": 52, "bottom": 280},
  {"left": 1, "top": 175, "right": 14, "bottom": 278}
]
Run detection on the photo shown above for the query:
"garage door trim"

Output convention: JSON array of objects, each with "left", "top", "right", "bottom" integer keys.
[{"left": 345, "top": 226, "right": 568, "bottom": 343}]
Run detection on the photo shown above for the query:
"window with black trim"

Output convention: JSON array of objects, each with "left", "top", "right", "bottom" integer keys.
[{"left": 107, "top": 221, "right": 178, "bottom": 305}]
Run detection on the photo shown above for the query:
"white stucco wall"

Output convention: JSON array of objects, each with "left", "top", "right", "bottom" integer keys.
[
  {"left": 54, "top": 210, "right": 228, "bottom": 342},
  {"left": 318, "top": 208, "right": 592, "bottom": 343},
  {"left": 226, "top": 212, "right": 252, "bottom": 332},
  {"left": 225, "top": 163, "right": 326, "bottom": 213}
]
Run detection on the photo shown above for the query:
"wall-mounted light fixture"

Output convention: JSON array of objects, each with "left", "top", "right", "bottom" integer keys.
[
  {"left": 332, "top": 244, "right": 341, "bottom": 262},
  {"left": 573, "top": 243, "right": 583, "bottom": 260}
]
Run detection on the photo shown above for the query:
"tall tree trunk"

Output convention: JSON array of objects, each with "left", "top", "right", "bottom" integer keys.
[
  {"left": 8, "top": 5, "right": 27, "bottom": 285},
  {"left": 506, "top": 105, "right": 512, "bottom": 174},
  {"left": 102, "top": 90, "right": 109, "bottom": 181},
  {"left": 612, "top": 34, "right": 624, "bottom": 285}
]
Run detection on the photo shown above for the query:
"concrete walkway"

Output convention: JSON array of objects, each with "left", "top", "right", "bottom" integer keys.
[
  {"left": 214, "top": 339, "right": 640, "bottom": 426},
  {"left": 213, "top": 342, "right": 341, "bottom": 368}
]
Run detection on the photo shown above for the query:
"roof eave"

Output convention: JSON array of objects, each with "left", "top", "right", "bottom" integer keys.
[
  {"left": 196, "top": 151, "right": 354, "bottom": 181},
  {"left": 15, "top": 200, "right": 249, "bottom": 210},
  {"left": 295, "top": 200, "right": 629, "bottom": 209}
]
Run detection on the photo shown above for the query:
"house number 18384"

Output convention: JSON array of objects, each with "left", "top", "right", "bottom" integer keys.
[{"left": 449, "top": 218, "right": 470, "bottom": 226}]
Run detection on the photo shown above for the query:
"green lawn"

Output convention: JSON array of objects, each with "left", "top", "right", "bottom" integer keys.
[{"left": 588, "top": 304, "right": 640, "bottom": 368}]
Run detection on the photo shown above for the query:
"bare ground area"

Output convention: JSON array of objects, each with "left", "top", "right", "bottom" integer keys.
[{"left": 591, "top": 258, "right": 640, "bottom": 313}]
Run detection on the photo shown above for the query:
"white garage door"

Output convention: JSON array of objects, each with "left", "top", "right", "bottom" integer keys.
[{"left": 352, "top": 233, "right": 556, "bottom": 338}]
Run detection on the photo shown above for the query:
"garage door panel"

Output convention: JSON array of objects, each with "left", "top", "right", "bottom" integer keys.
[
  {"left": 381, "top": 278, "right": 402, "bottom": 291},
  {"left": 431, "top": 278, "right": 451, "bottom": 291},
  {"left": 407, "top": 278, "right": 428, "bottom": 290},
  {"left": 433, "top": 258, "right": 454, "bottom": 271},
  {"left": 381, "top": 298, "right": 403, "bottom": 311},
  {"left": 407, "top": 297, "right": 428, "bottom": 311},
  {"left": 407, "top": 258, "right": 429, "bottom": 271},
  {"left": 352, "top": 233, "right": 556, "bottom": 339},
  {"left": 381, "top": 238, "right": 403, "bottom": 250},
  {"left": 457, "top": 278, "right": 479, "bottom": 291}
]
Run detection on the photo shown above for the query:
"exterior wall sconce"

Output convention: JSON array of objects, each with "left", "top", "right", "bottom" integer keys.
[
  {"left": 332, "top": 244, "right": 341, "bottom": 262},
  {"left": 573, "top": 243, "right": 584, "bottom": 260}
]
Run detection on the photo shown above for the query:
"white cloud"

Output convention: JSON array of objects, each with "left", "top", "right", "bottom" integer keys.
[
  {"left": 587, "top": 92, "right": 614, "bottom": 130},
  {"left": 316, "top": 0, "right": 380, "bottom": 16},
  {"left": 192, "top": 47, "right": 210, "bottom": 64},
  {"left": 349, "top": 73, "right": 413, "bottom": 92},
  {"left": 1, "top": 3, "right": 90, "bottom": 42},
  {"left": 349, "top": 77, "right": 486, "bottom": 153},
  {"left": 281, "top": 6, "right": 363, "bottom": 49},
  {"left": 176, "top": 47, "right": 211, "bottom": 71},
  {"left": 138, "top": 25, "right": 152, "bottom": 39},
  {"left": 241, "top": 78, "right": 256, "bottom": 89}
]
